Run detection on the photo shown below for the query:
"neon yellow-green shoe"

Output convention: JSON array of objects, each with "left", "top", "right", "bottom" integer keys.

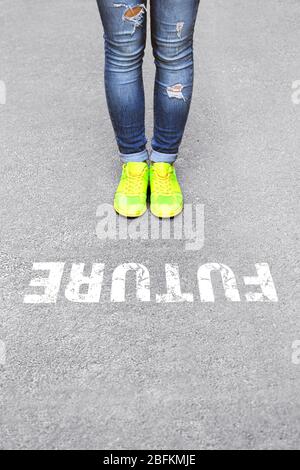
[
  {"left": 114, "top": 162, "right": 149, "bottom": 217},
  {"left": 150, "top": 162, "right": 183, "bottom": 218}
]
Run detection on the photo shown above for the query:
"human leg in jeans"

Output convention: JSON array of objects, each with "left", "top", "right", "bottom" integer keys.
[
  {"left": 150, "top": 0, "right": 200, "bottom": 216},
  {"left": 96, "top": 0, "right": 200, "bottom": 217}
]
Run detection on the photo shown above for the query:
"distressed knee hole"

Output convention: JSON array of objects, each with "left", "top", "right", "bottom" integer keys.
[
  {"left": 114, "top": 3, "right": 147, "bottom": 34},
  {"left": 124, "top": 5, "right": 144, "bottom": 18},
  {"left": 166, "top": 84, "right": 186, "bottom": 101},
  {"left": 176, "top": 22, "right": 184, "bottom": 38}
]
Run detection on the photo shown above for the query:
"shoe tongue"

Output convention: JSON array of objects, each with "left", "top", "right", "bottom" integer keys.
[
  {"left": 126, "top": 162, "right": 146, "bottom": 177},
  {"left": 153, "top": 163, "right": 171, "bottom": 177}
]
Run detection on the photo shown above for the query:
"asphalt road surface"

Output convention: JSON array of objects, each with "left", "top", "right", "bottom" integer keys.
[{"left": 1, "top": 0, "right": 300, "bottom": 449}]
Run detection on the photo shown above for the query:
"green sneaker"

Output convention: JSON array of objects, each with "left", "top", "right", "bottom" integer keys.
[
  {"left": 150, "top": 163, "right": 183, "bottom": 218},
  {"left": 114, "top": 162, "right": 149, "bottom": 217}
]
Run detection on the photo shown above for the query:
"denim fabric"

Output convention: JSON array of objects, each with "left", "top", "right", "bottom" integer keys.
[{"left": 96, "top": 0, "right": 200, "bottom": 163}]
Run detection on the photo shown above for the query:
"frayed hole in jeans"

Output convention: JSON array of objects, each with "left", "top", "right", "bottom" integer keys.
[
  {"left": 176, "top": 22, "right": 184, "bottom": 38},
  {"left": 166, "top": 84, "right": 186, "bottom": 101},
  {"left": 114, "top": 3, "right": 147, "bottom": 34}
]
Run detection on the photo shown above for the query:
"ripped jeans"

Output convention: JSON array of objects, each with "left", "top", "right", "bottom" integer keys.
[{"left": 96, "top": 0, "right": 200, "bottom": 163}]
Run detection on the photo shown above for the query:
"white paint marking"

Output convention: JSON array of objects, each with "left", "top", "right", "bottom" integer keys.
[
  {"left": 65, "top": 263, "right": 105, "bottom": 303},
  {"left": 156, "top": 264, "right": 193, "bottom": 303},
  {"left": 292, "top": 340, "right": 300, "bottom": 365},
  {"left": 0, "top": 80, "right": 6, "bottom": 104},
  {"left": 197, "top": 263, "right": 241, "bottom": 302},
  {"left": 0, "top": 341, "right": 6, "bottom": 365},
  {"left": 111, "top": 263, "right": 151, "bottom": 302},
  {"left": 24, "top": 262, "right": 65, "bottom": 304},
  {"left": 243, "top": 263, "right": 278, "bottom": 302},
  {"left": 291, "top": 80, "right": 300, "bottom": 104}
]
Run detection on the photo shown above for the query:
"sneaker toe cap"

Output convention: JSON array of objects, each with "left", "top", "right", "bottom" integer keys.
[
  {"left": 151, "top": 194, "right": 183, "bottom": 217},
  {"left": 114, "top": 194, "right": 146, "bottom": 217}
]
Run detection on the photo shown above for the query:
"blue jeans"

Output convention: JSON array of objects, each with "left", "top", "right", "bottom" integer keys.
[{"left": 96, "top": 0, "right": 200, "bottom": 163}]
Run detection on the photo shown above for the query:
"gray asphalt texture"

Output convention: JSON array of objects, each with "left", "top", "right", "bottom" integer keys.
[{"left": 1, "top": 0, "right": 300, "bottom": 450}]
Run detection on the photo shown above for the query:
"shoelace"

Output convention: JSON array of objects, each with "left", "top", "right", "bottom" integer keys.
[
  {"left": 153, "top": 169, "right": 173, "bottom": 195},
  {"left": 124, "top": 171, "right": 145, "bottom": 194}
]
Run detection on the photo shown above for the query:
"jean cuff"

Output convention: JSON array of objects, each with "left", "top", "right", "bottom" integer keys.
[
  {"left": 150, "top": 150, "right": 177, "bottom": 164},
  {"left": 120, "top": 149, "right": 149, "bottom": 163}
]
